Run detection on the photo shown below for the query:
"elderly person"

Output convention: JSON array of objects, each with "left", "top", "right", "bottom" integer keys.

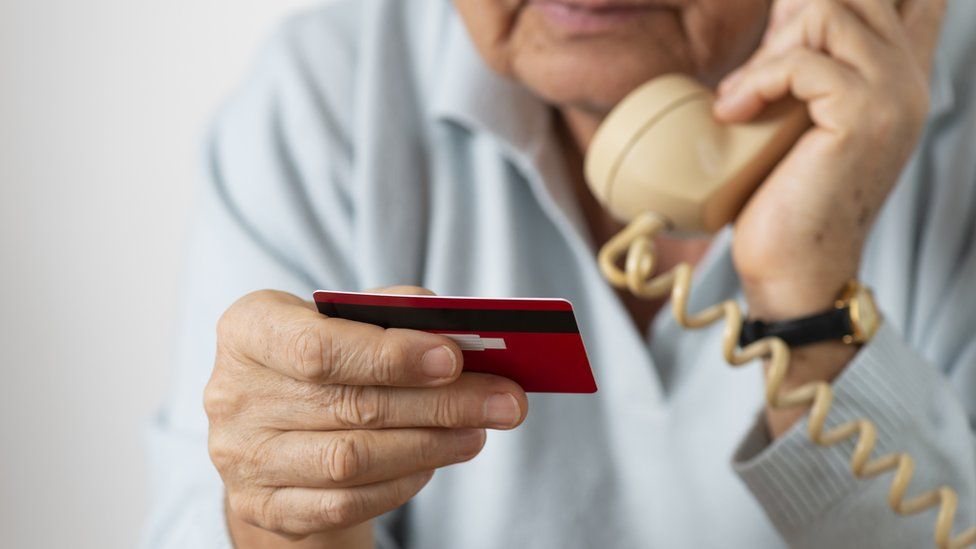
[{"left": 143, "top": 1, "right": 976, "bottom": 548}]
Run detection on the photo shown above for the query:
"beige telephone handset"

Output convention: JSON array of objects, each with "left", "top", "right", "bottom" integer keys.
[
  {"left": 585, "top": 76, "right": 976, "bottom": 547},
  {"left": 586, "top": 74, "right": 809, "bottom": 234}
]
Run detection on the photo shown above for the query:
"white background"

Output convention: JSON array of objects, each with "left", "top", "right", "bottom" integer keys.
[{"left": 0, "top": 1, "right": 317, "bottom": 547}]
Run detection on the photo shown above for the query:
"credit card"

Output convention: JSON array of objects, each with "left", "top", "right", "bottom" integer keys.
[{"left": 313, "top": 291, "right": 597, "bottom": 393}]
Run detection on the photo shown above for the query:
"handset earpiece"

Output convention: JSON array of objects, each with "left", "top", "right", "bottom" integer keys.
[{"left": 584, "top": 74, "right": 810, "bottom": 234}]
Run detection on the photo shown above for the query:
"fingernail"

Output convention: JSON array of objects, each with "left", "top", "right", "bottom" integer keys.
[
  {"left": 483, "top": 394, "right": 521, "bottom": 428},
  {"left": 454, "top": 428, "right": 486, "bottom": 459},
  {"left": 421, "top": 345, "right": 458, "bottom": 380}
]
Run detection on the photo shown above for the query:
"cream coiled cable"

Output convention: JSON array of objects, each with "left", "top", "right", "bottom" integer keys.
[{"left": 597, "top": 211, "right": 976, "bottom": 549}]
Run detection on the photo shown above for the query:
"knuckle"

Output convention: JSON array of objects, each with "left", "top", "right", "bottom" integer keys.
[
  {"left": 217, "top": 290, "right": 270, "bottom": 341},
  {"left": 332, "top": 385, "right": 385, "bottom": 428},
  {"left": 225, "top": 491, "right": 251, "bottom": 522},
  {"left": 208, "top": 429, "right": 261, "bottom": 482},
  {"left": 414, "top": 432, "right": 443, "bottom": 465},
  {"left": 227, "top": 471, "right": 319, "bottom": 538},
  {"left": 236, "top": 438, "right": 273, "bottom": 485},
  {"left": 319, "top": 491, "right": 364, "bottom": 529},
  {"left": 207, "top": 430, "right": 236, "bottom": 472},
  {"left": 432, "top": 392, "right": 465, "bottom": 427},
  {"left": 216, "top": 300, "right": 245, "bottom": 343},
  {"left": 215, "top": 308, "right": 236, "bottom": 344},
  {"left": 322, "top": 433, "right": 369, "bottom": 484},
  {"left": 369, "top": 335, "right": 408, "bottom": 384},
  {"left": 289, "top": 324, "right": 331, "bottom": 382},
  {"left": 203, "top": 373, "right": 246, "bottom": 421},
  {"left": 253, "top": 490, "right": 288, "bottom": 534},
  {"left": 228, "top": 490, "right": 274, "bottom": 530},
  {"left": 235, "top": 487, "right": 314, "bottom": 538}
]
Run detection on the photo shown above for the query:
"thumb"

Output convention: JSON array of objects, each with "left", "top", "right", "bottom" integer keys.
[{"left": 367, "top": 285, "right": 438, "bottom": 296}]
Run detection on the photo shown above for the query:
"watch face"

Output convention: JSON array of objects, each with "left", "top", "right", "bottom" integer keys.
[{"left": 851, "top": 287, "right": 882, "bottom": 342}]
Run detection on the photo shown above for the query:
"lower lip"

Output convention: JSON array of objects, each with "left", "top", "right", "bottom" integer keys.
[{"left": 529, "top": 1, "right": 658, "bottom": 34}]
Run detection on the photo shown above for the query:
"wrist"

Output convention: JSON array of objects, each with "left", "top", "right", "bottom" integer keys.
[
  {"left": 741, "top": 272, "right": 855, "bottom": 321},
  {"left": 741, "top": 274, "right": 869, "bottom": 439}
]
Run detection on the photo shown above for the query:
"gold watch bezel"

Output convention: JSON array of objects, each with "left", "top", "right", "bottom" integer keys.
[{"left": 834, "top": 280, "right": 883, "bottom": 345}]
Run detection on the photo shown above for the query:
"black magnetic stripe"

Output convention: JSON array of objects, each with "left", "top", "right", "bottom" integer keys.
[{"left": 316, "top": 302, "right": 579, "bottom": 333}]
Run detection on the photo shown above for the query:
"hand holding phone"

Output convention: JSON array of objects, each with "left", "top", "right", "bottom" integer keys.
[
  {"left": 717, "top": 0, "right": 943, "bottom": 318},
  {"left": 586, "top": 0, "right": 943, "bottom": 319}
]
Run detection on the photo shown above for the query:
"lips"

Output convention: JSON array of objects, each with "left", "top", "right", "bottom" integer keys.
[
  {"left": 527, "top": 0, "right": 671, "bottom": 11},
  {"left": 526, "top": 0, "right": 670, "bottom": 35}
]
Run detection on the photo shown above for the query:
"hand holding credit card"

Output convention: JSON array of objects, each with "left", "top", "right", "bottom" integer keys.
[{"left": 314, "top": 291, "right": 597, "bottom": 393}]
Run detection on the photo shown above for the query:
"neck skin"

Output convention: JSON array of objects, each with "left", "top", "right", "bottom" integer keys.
[
  {"left": 557, "top": 106, "right": 622, "bottom": 242},
  {"left": 560, "top": 106, "right": 602, "bottom": 152},
  {"left": 555, "top": 106, "right": 713, "bottom": 336}
]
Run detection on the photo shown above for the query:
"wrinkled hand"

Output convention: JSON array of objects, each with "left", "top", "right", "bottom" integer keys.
[
  {"left": 715, "top": 0, "right": 945, "bottom": 319},
  {"left": 205, "top": 287, "right": 528, "bottom": 546}
]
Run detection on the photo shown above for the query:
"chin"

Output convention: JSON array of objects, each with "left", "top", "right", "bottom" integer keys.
[{"left": 512, "top": 47, "right": 695, "bottom": 116}]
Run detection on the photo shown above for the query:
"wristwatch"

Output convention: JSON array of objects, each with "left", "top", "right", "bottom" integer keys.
[{"left": 739, "top": 280, "right": 883, "bottom": 348}]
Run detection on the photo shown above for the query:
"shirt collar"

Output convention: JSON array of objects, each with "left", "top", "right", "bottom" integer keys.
[
  {"left": 428, "top": 11, "right": 553, "bottom": 160},
  {"left": 927, "top": 1, "right": 967, "bottom": 123}
]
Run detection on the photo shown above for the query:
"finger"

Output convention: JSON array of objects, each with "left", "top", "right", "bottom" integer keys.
[
  {"left": 722, "top": 0, "right": 880, "bottom": 95},
  {"left": 221, "top": 290, "right": 464, "bottom": 388},
  {"left": 715, "top": 48, "right": 864, "bottom": 130},
  {"left": 760, "top": 0, "right": 893, "bottom": 79},
  {"left": 233, "top": 471, "right": 434, "bottom": 537},
  {"left": 365, "top": 285, "right": 436, "bottom": 296},
  {"left": 766, "top": 0, "right": 806, "bottom": 36},
  {"left": 762, "top": 0, "right": 942, "bottom": 71},
  {"left": 766, "top": 0, "right": 899, "bottom": 42},
  {"left": 256, "top": 428, "right": 486, "bottom": 488},
  {"left": 254, "top": 371, "right": 528, "bottom": 431},
  {"left": 839, "top": 0, "right": 904, "bottom": 43}
]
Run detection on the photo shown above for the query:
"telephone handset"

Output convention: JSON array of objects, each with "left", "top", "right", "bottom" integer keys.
[
  {"left": 584, "top": 76, "right": 976, "bottom": 548},
  {"left": 586, "top": 74, "right": 809, "bottom": 233}
]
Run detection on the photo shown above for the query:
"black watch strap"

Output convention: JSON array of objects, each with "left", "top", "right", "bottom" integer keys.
[{"left": 739, "top": 307, "right": 854, "bottom": 348}]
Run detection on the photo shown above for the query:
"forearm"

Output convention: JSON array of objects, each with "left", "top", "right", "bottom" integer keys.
[
  {"left": 226, "top": 502, "right": 373, "bottom": 549},
  {"left": 734, "top": 323, "right": 976, "bottom": 547}
]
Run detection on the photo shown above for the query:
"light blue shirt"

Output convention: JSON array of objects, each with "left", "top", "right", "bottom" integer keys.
[{"left": 142, "top": 1, "right": 976, "bottom": 547}]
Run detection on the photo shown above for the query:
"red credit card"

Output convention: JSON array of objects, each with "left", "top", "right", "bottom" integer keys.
[{"left": 313, "top": 291, "right": 597, "bottom": 393}]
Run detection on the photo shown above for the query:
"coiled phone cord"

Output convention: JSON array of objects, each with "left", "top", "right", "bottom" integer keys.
[{"left": 598, "top": 211, "right": 976, "bottom": 549}]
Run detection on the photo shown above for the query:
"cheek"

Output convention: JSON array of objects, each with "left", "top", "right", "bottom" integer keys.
[
  {"left": 452, "top": 0, "right": 522, "bottom": 76},
  {"left": 682, "top": 1, "right": 770, "bottom": 83}
]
